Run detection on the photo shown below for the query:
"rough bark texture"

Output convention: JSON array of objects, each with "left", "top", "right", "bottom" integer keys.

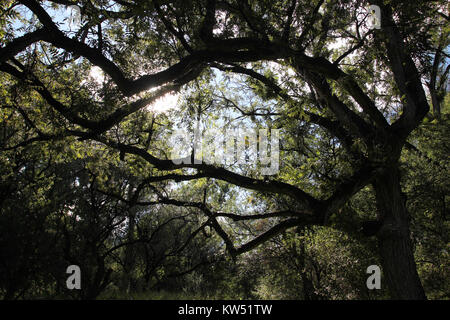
[{"left": 374, "top": 167, "right": 426, "bottom": 300}]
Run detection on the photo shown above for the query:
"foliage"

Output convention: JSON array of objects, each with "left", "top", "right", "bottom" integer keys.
[{"left": 0, "top": 0, "right": 448, "bottom": 300}]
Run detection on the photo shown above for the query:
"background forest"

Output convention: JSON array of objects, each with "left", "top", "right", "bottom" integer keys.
[{"left": 0, "top": 0, "right": 448, "bottom": 300}]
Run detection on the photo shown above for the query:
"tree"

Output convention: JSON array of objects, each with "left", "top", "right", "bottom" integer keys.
[{"left": 1, "top": 0, "right": 448, "bottom": 299}]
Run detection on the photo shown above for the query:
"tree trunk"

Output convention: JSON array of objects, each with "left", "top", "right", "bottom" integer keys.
[
  {"left": 296, "top": 239, "right": 319, "bottom": 300},
  {"left": 121, "top": 205, "right": 137, "bottom": 295},
  {"left": 428, "top": 86, "right": 442, "bottom": 119},
  {"left": 119, "top": 186, "right": 138, "bottom": 295},
  {"left": 373, "top": 166, "right": 426, "bottom": 299}
]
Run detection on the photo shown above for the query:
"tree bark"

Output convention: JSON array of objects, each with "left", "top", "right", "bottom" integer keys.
[{"left": 373, "top": 166, "right": 426, "bottom": 299}]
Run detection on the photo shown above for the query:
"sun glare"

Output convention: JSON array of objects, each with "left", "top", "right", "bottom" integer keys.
[
  {"left": 86, "top": 66, "right": 179, "bottom": 113},
  {"left": 147, "top": 92, "right": 180, "bottom": 113},
  {"left": 89, "top": 66, "right": 104, "bottom": 83}
]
